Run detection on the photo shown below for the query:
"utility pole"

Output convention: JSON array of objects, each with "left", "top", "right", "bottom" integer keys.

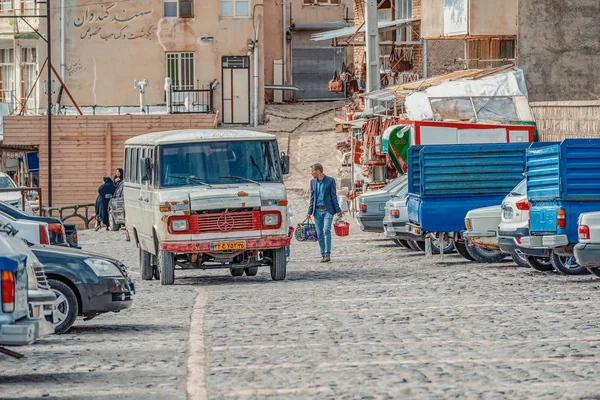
[
  {"left": 365, "top": 0, "right": 380, "bottom": 110},
  {"left": 47, "top": 0, "right": 52, "bottom": 207}
]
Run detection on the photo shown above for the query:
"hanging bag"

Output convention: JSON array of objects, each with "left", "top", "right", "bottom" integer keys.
[
  {"left": 328, "top": 71, "right": 344, "bottom": 93},
  {"left": 295, "top": 217, "right": 319, "bottom": 242}
]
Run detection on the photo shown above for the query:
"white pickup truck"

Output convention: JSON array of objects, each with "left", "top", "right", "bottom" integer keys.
[
  {"left": 0, "top": 210, "right": 50, "bottom": 245},
  {"left": 574, "top": 211, "right": 600, "bottom": 277}
]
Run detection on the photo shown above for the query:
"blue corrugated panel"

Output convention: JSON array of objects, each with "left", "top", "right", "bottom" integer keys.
[
  {"left": 562, "top": 139, "right": 600, "bottom": 201},
  {"left": 407, "top": 145, "right": 423, "bottom": 195},
  {"left": 526, "top": 144, "right": 560, "bottom": 201},
  {"left": 420, "top": 143, "right": 530, "bottom": 197}
]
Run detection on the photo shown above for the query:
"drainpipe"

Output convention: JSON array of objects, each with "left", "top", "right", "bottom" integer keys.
[
  {"left": 60, "top": 0, "right": 65, "bottom": 80},
  {"left": 282, "top": 0, "right": 287, "bottom": 87},
  {"left": 253, "top": 17, "right": 261, "bottom": 127}
]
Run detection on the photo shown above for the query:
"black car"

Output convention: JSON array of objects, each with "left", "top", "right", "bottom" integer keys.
[
  {"left": 108, "top": 183, "right": 125, "bottom": 231},
  {"left": 31, "top": 245, "right": 135, "bottom": 334},
  {"left": 0, "top": 202, "right": 68, "bottom": 246}
]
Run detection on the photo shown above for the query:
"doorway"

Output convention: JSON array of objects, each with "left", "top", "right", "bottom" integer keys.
[{"left": 222, "top": 56, "right": 250, "bottom": 124}]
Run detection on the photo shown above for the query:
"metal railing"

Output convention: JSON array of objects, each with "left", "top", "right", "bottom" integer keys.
[
  {"left": 169, "top": 84, "right": 213, "bottom": 114},
  {"left": 45, "top": 203, "right": 96, "bottom": 229},
  {"left": 0, "top": 187, "right": 42, "bottom": 215}
]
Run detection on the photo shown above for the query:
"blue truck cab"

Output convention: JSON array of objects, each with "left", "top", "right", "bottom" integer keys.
[
  {"left": 406, "top": 142, "right": 539, "bottom": 240},
  {"left": 521, "top": 139, "right": 600, "bottom": 255}
]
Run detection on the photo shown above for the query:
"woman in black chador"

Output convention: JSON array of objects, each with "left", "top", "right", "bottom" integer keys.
[{"left": 94, "top": 177, "right": 116, "bottom": 231}]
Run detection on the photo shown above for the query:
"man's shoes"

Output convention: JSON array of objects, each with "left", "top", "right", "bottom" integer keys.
[{"left": 322, "top": 255, "right": 331, "bottom": 263}]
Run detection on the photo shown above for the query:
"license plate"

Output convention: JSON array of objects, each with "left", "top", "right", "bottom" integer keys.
[
  {"left": 503, "top": 209, "right": 513, "bottom": 220},
  {"left": 210, "top": 241, "right": 246, "bottom": 251}
]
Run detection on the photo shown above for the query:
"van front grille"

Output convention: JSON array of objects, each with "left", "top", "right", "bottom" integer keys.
[{"left": 189, "top": 211, "right": 261, "bottom": 234}]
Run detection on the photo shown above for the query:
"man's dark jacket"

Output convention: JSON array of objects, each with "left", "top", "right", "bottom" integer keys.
[{"left": 308, "top": 175, "right": 342, "bottom": 216}]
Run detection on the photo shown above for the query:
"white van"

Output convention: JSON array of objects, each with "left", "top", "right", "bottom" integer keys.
[{"left": 123, "top": 129, "right": 291, "bottom": 285}]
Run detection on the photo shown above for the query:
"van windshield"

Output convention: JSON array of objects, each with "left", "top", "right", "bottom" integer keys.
[{"left": 159, "top": 140, "right": 281, "bottom": 187}]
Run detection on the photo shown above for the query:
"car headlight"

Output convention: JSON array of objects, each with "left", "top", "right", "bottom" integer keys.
[
  {"left": 170, "top": 219, "right": 188, "bottom": 232},
  {"left": 84, "top": 258, "right": 123, "bottom": 277},
  {"left": 263, "top": 213, "right": 280, "bottom": 226}
]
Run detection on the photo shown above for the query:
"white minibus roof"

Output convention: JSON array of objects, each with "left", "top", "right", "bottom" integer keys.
[{"left": 125, "top": 129, "right": 276, "bottom": 147}]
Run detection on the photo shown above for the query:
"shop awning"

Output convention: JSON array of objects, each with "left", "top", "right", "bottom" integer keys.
[{"left": 311, "top": 18, "right": 420, "bottom": 42}]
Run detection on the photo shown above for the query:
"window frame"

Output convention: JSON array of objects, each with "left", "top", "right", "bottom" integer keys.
[
  {"left": 166, "top": 52, "right": 195, "bottom": 90},
  {"left": 396, "top": 0, "right": 413, "bottom": 20},
  {"left": 0, "top": 48, "right": 15, "bottom": 110},
  {"left": 163, "top": 0, "right": 194, "bottom": 18},
  {"left": 221, "top": 0, "right": 251, "bottom": 18},
  {"left": 124, "top": 148, "right": 131, "bottom": 182}
]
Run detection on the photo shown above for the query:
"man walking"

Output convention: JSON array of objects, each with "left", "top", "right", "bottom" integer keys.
[{"left": 307, "top": 164, "right": 343, "bottom": 262}]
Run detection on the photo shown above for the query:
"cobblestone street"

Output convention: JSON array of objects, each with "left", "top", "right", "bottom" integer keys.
[{"left": 3, "top": 193, "right": 600, "bottom": 399}]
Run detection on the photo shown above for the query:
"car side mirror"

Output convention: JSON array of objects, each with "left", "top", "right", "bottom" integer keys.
[
  {"left": 140, "top": 157, "right": 153, "bottom": 182},
  {"left": 281, "top": 153, "right": 290, "bottom": 175}
]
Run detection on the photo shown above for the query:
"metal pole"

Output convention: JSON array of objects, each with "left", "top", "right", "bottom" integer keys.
[
  {"left": 365, "top": 0, "right": 380, "bottom": 110},
  {"left": 47, "top": 0, "right": 52, "bottom": 207}
]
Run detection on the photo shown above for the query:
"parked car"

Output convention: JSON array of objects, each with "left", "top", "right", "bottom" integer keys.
[
  {"left": 108, "top": 183, "right": 125, "bottom": 231},
  {"left": 0, "top": 172, "right": 33, "bottom": 215},
  {"left": 31, "top": 245, "right": 135, "bottom": 334},
  {"left": 357, "top": 176, "right": 407, "bottom": 233},
  {"left": 574, "top": 212, "right": 600, "bottom": 277},
  {"left": 64, "top": 224, "right": 79, "bottom": 247},
  {"left": 0, "top": 226, "right": 55, "bottom": 345},
  {"left": 463, "top": 205, "right": 507, "bottom": 263},
  {"left": 0, "top": 210, "right": 51, "bottom": 245},
  {"left": 497, "top": 179, "right": 553, "bottom": 271},
  {"left": 520, "top": 139, "right": 595, "bottom": 275},
  {"left": 0, "top": 201, "right": 68, "bottom": 246}
]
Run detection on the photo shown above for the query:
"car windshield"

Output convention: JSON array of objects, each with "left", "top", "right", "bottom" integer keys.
[
  {"left": 509, "top": 179, "right": 526, "bottom": 196},
  {"left": 160, "top": 140, "right": 281, "bottom": 187},
  {"left": 0, "top": 176, "right": 16, "bottom": 189}
]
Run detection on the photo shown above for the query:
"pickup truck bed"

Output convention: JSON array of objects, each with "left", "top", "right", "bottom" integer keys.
[{"left": 407, "top": 143, "right": 536, "bottom": 233}]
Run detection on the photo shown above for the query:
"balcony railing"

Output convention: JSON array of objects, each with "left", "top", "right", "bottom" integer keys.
[{"left": 168, "top": 83, "right": 214, "bottom": 114}]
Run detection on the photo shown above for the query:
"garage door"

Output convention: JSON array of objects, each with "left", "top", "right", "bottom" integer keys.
[{"left": 292, "top": 31, "right": 346, "bottom": 100}]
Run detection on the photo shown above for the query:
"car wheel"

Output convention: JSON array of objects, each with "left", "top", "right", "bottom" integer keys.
[
  {"left": 550, "top": 252, "right": 588, "bottom": 275},
  {"left": 524, "top": 255, "right": 554, "bottom": 272},
  {"left": 465, "top": 243, "right": 506, "bottom": 263},
  {"left": 407, "top": 240, "right": 420, "bottom": 251},
  {"left": 454, "top": 242, "right": 475, "bottom": 261},
  {"left": 159, "top": 251, "right": 175, "bottom": 285},
  {"left": 270, "top": 247, "right": 287, "bottom": 281},
  {"left": 230, "top": 268, "right": 244, "bottom": 277},
  {"left": 245, "top": 267, "right": 259, "bottom": 276},
  {"left": 413, "top": 240, "right": 426, "bottom": 252},
  {"left": 109, "top": 213, "right": 119, "bottom": 231},
  {"left": 511, "top": 252, "right": 531, "bottom": 268},
  {"left": 431, "top": 235, "right": 455, "bottom": 254},
  {"left": 398, "top": 240, "right": 410, "bottom": 248},
  {"left": 392, "top": 239, "right": 405, "bottom": 248},
  {"left": 48, "top": 279, "right": 78, "bottom": 335},
  {"left": 140, "top": 247, "right": 153, "bottom": 281},
  {"left": 588, "top": 267, "right": 600, "bottom": 278}
]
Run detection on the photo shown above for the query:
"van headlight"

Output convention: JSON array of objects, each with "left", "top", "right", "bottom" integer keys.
[
  {"left": 262, "top": 213, "right": 280, "bottom": 227},
  {"left": 170, "top": 219, "right": 189, "bottom": 232},
  {"left": 84, "top": 258, "right": 123, "bottom": 277}
]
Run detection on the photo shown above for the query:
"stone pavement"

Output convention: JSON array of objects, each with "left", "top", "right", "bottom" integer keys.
[{"left": 2, "top": 192, "right": 600, "bottom": 399}]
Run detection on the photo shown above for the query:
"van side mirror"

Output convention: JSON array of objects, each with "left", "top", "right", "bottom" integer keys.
[
  {"left": 140, "top": 157, "right": 153, "bottom": 182},
  {"left": 281, "top": 153, "right": 290, "bottom": 175}
]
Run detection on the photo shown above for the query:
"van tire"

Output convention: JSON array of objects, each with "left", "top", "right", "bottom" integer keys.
[
  {"left": 270, "top": 247, "right": 287, "bottom": 281},
  {"left": 48, "top": 279, "right": 78, "bottom": 335},
  {"left": 140, "top": 248, "right": 153, "bottom": 280},
  {"left": 465, "top": 244, "right": 506, "bottom": 263},
  {"left": 159, "top": 251, "right": 175, "bottom": 285},
  {"left": 245, "top": 267, "right": 259, "bottom": 276},
  {"left": 230, "top": 268, "right": 244, "bottom": 277},
  {"left": 550, "top": 252, "right": 588, "bottom": 275},
  {"left": 455, "top": 242, "right": 475, "bottom": 261},
  {"left": 511, "top": 252, "right": 531, "bottom": 268},
  {"left": 525, "top": 256, "right": 554, "bottom": 272},
  {"left": 109, "top": 213, "right": 119, "bottom": 231}
]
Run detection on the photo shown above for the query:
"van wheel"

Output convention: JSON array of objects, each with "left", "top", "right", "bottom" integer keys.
[
  {"left": 525, "top": 256, "right": 554, "bottom": 271},
  {"left": 48, "top": 279, "right": 78, "bottom": 335},
  {"left": 270, "top": 247, "right": 287, "bottom": 281},
  {"left": 230, "top": 268, "right": 244, "bottom": 277},
  {"left": 588, "top": 268, "right": 600, "bottom": 278},
  {"left": 159, "top": 251, "right": 175, "bottom": 285},
  {"left": 551, "top": 252, "right": 587, "bottom": 275},
  {"left": 511, "top": 252, "right": 531, "bottom": 268},
  {"left": 140, "top": 248, "right": 153, "bottom": 280},
  {"left": 455, "top": 242, "right": 475, "bottom": 261},
  {"left": 109, "top": 213, "right": 119, "bottom": 231},
  {"left": 465, "top": 243, "right": 506, "bottom": 263},
  {"left": 245, "top": 267, "right": 259, "bottom": 276}
]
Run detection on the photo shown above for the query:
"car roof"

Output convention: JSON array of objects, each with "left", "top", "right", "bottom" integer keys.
[{"left": 125, "top": 129, "right": 276, "bottom": 146}]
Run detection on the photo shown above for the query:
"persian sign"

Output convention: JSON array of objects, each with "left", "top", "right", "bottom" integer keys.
[
  {"left": 443, "top": 0, "right": 468, "bottom": 36},
  {"left": 72, "top": 3, "right": 155, "bottom": 41}
]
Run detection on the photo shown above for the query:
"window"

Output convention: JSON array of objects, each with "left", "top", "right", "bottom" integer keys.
[
  {"left": 0, "top": 49, "right": 14, "bottom": 110},
  {"left": 124, "top": 148, "right": 131, "bottom": 182},
  {"left": 397, "top": 0, "right": 412, "bottom": 20},
  {"left": 132, "top": 148, "right": 139, "bottom": 184},
  {"left": 166, "top": 52, "right": 195, "bottom": 90},
  {"left": 21, "top": 48, "right": 36, "bottom": 111},
  {"left": 164, "top": 0, "right": 193, "bottom": 18},
  {"left": 221, "top": 0, "right": 249, "bottom": 17},
  {"left": 303, "top": 0, "right": 341, "bottom": 4},
  {"left": 22, "top": 0, "right": 34, "bottom": 15},
  {"left": 1, "top": 0, "right": 12, "bottom": 11}
]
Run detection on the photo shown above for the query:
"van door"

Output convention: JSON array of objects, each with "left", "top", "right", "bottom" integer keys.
[{"left": 139, "top": 147, "right": 157, "bottom": 254}]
